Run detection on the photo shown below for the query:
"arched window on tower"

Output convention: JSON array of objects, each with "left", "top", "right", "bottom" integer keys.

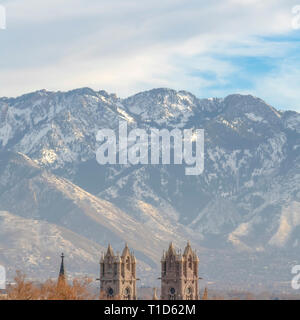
[
  {"left": 188, "top": 255, "right": 192, "bottom": 269},
  {"left": 126, "top": 257, "right": 131, "bottom": 271},
  {"left": 194, "top": 262, "right": 198, "bottom": 276},
  {"left": 108, "top": 258, "right": 112, "bottom": 271},
  {"left": 168, "top": 256, "right": 174, "bottom": 270},
  {"left": 114, "top": 263, "right": 117, "bottom": 275},
  {"left": 163, "top": 261, "right": 166, "bottom": 275},
  {"left": 121, "top": 263, "right": 125, "bottom": 277}
]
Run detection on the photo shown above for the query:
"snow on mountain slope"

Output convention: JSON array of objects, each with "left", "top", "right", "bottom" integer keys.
[
  {"left": 269, "top": 202, "right": 300, "bottom": 248},
  {"left": 0, "top": 89, "right": 126, "bottom": 173},
  {"left": 0, "top": 151, "right": 193, "bottom": 282},
  {"left": 0, "top": 87, "right": 299, "bottom": 288},
  {"left": 0, "top": 210, "right": 105, "bottom": 280},
  {"left": 122, "top": 88, "right": 200, "bottom": 128}
]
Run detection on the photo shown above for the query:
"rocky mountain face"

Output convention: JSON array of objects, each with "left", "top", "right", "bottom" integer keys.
[{"left": 0, "top": 88, "right": 299, "bottom": 290}]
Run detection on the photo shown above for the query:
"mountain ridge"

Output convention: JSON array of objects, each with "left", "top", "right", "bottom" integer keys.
[{"left": 0, "top": 87, "right": 299, "bottom": 290}]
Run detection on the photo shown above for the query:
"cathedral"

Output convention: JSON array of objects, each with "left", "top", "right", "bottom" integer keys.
[
  {"left": 100, "top": 243, "right": 137, "bottom": 300},
  {"left": 160, "top": 242, "right": 199, "bottom": 300},
  {"left": 99, "top": 241, "right": 200, "bottom": 300}
]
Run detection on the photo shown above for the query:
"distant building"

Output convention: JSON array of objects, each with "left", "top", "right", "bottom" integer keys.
[
  {"left": 100, "top": 244, "right": 137, "bottom": 300},
  {"left": 161, "top": 242, "right": 199, "bottom": 300}
]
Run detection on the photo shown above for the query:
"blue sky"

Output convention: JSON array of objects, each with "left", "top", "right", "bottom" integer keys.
[{"left": 0, "top": 0, "right": 300, "bottom": 111}]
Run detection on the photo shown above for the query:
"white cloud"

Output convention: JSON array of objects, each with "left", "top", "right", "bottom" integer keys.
[
  {"left": 0, "top": 0, "right": 299, "bottom": 111},
  {"left": 254, "top": 60, "right": 300, "bottom": 111}
]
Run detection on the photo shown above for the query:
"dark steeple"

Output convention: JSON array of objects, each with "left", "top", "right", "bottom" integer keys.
[{"left": 58, "top": 253, "right": 66, "bottom": 284}]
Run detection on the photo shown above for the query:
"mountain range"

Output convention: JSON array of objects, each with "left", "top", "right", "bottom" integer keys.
[{"left": 0, "top": 88, "right": 299, "bottom": 292}]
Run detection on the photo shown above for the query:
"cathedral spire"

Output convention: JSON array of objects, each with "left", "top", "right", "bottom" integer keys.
[
  {"left": 100, "top": 243, "right": 137, "bottom": 300},
  {"left": 122, "top": 242, "right": 131, "bottom": 257},
  {"left": 167, "top": 242, "right": 176, "bottom": 255},
  {"left": 59, "top": 253, "right": 65, "bottom": 277},
  {"left": 161, "top": 242, "right": 199, "bottom": 300},
  {"left": 58, "top": 253, "right": 66, "bottom": 284},
  {"left": 106, "top": 244, "right": 114, "bottom": 256},
  {"left": 183, "top": 240, "right": 192, "bottom": 255}
]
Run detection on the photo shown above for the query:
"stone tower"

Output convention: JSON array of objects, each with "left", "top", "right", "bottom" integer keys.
[
  {"left": 161, "top": 242, "right": 199, "bottom": 300},
  {"left": 100, "top": 244, "right": 137, "bottom": 300}
]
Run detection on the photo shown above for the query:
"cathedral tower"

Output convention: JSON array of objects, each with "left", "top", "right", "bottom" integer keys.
[
  {"left": 100, "top": 244, "right": 137, "bottom": 300},
  {"left": 161, "top": 242, "right": 199, "bottom": 300}
]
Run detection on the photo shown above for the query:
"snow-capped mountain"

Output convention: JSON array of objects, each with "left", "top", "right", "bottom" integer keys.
[
  {"left": 0, "top": 88, "right": 299, "bottom": 290},
  {"left": 0, "top": 210, "right": 105, "bottom": 280}
]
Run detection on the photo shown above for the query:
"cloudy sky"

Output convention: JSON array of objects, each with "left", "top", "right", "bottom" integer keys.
[{"left": 0, "top": 0, "right": 300, "bottom": 111}]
